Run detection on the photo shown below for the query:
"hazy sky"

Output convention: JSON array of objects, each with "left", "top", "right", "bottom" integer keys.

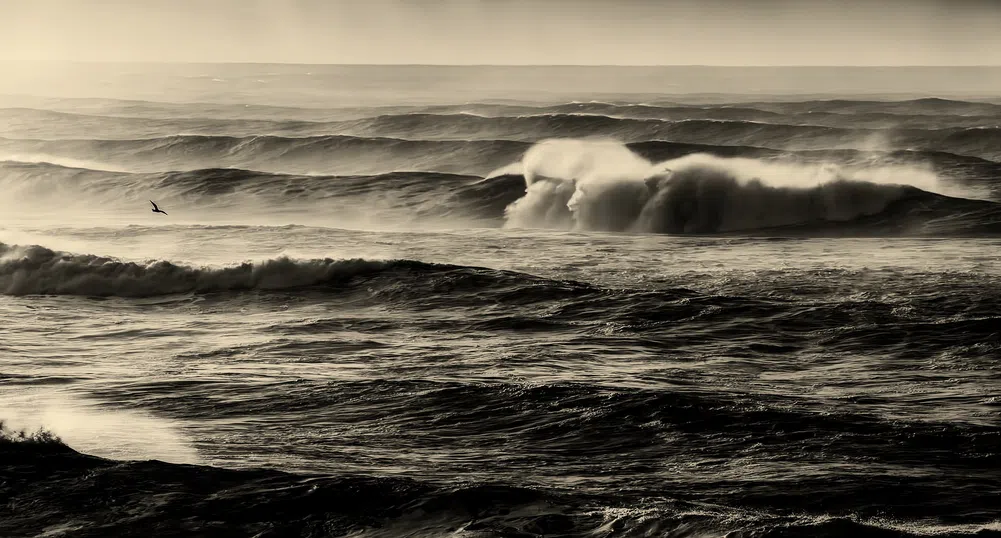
[{"left": 1, "top": 0, "right": 999, "bottom": 65}]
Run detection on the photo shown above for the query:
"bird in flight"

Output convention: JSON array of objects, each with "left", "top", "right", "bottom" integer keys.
[{"left": 150, "top": 200, "right": 168, "bottom": 215}]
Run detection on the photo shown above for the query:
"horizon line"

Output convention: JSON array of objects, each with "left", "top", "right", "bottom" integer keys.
[{"left": 3, "top": 60, "right": 1001, "bottom": 68}]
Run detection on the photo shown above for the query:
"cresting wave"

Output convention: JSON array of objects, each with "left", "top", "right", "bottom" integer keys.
[
  {"left": 0, "top": 243, "right": 587, "bottom": 298},
  {"left": 501, "top": 140, "right": 1001, "bottom": 235},
  {"left": 0, "top": 243, "right": 427, "bottom": 297}
]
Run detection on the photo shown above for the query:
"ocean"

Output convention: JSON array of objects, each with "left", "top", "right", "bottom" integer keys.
[{"left": 1, "top": 64, "right": 1000, "bottom": 537}]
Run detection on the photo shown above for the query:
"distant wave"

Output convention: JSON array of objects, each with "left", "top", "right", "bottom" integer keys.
[
  {"left": 338, "top": 113, "right": 1001, "bottom": 157},
  {"left": 3, "top": 124, "right": 1001, "bottom": 182},
  {"left": 744, "top": 96, "right": 1001, "bottom": 116},
  {"left": 7, "top": 94, "right": 1001, "bottom": 122},
  {"left": 4, "top": 102, "right": 1001, "bottom": 158},
  {"left": 0, "top": 107, "right": 331, "bottom": 139},
  {"left": 530, "top": 97, "right": 1001, "bottom": 120},
  {"left": 0, "top": 134, "right": 530, "bottom": 176},
  {"left": 0, "top": 161, "right": 524, "bottom": 223}
]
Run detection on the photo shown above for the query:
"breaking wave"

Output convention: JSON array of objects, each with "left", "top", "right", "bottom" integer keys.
[{"left": 502, "top": 140, "right": 1001, "bottom": 235}]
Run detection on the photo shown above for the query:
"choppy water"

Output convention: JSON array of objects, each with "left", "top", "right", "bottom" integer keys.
[{"left": 2, "top": 65, "right": 1000, "bottom": 537}]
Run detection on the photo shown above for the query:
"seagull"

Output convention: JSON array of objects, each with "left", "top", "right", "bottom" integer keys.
[{"left": 150, "top": 200, "right": 168, "bottom": 215}]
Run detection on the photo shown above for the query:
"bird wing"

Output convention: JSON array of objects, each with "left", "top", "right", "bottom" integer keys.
[{"left": 150, "top": 200, "right": 159, "bottom": 210}]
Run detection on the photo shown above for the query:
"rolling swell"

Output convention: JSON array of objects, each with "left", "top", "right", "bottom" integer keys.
[
  {"left": 742, "top": 97, "right": 1001, "bottom": 116},
  {"left": 0, "top": 107, "right": 340, "bottom": 139},
  {"left": 0, "top": 134, "right": 530, "bottom": 176},
  {"left": 0, "top": 160, "right": 525, "bottom": 222},
  {"left": 539, "top": 100, "right": 1001, "bottom": 129},
  {"left": 146, "top": 168, "right": 486, "bottom": 202},
  {"left": 5, "top": 111, "right": 1001, "bottom": 164},
  {"left": 0, "top": 242, "right": 590, "bottom": 298},
  {"left": 336, "top": 114, "right": 1001, "bottom": 159},
  {"left": 8, "top": 95, "right": 1000, "bottom": 127}
]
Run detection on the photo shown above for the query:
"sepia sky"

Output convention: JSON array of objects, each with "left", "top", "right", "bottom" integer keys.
[{"left": 1, "top": 0, "right": 999, "bottom": 66}]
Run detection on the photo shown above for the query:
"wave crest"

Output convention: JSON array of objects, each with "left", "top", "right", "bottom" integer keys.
[
  {"left": 503, "top": 139, "right": 978, "bottom": 234},
  {"left": 0, "top": 243, "right": 432, "bottom": 297},
  {"left": 0, "top": 243, "right": 593, "bottom": 299}
]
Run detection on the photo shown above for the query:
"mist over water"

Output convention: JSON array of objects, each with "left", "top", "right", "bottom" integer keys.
[{"left": 2, "top": 64, "right": 1001, "bottom": 537}]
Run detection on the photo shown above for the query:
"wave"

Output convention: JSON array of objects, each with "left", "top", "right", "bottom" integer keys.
[
  {"left": 502, "top": 140, "right": 1001, "bottom": 236},
  {"left": 0, "top": 95, "right": 480, "bottom": 123},
  {"left": 5, "top": 102, "right": 1001, "bottom": 157},
  {"left": 3, "top": 138, "right": 1001, "bottom": 236},
  {"left": 157, "top": 168, "right": 477, "bottom": 197},
  {"left": 624, "top": 142, "right": 1001, "bottom": 201},
  {"left": 625, "top": 120, "right": 1001, "bottom": 161},
  {"left": 539, "top": 97, "right": 1001, "bottom": 121},
  {"left": 0, "top": 160, "right": 526, "bottom": 226},
  {"left": 4, "top": 392, "right": 999, "bottom": 538},
  {"left": 0, "top": 106, "right": 337, "bottom": 139},
  {"left": 7, "top": 94, "right": 1000, "bottom": 122},
  {"left": 0, "top": 243, "right": 591, "bottom": 298},
  {"left": 342, "top": 113, "right": 1001, "bottom": 154},
  {"left": 4, "top": 117, "right": 1001, "bottom": 171},
  {"left": 0, "top": 134, "right": 530, "bottom": 176},
  {"left": 743, "top": 96, "right": 1001, "bottom": 116},
  {"left": 4, "top": 129, "right": 1000, "bottom": 182}
]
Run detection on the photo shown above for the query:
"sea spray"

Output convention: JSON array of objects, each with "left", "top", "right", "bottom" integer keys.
[{"left": 503, "top": 138, "right": 967, "bottom": 233}]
